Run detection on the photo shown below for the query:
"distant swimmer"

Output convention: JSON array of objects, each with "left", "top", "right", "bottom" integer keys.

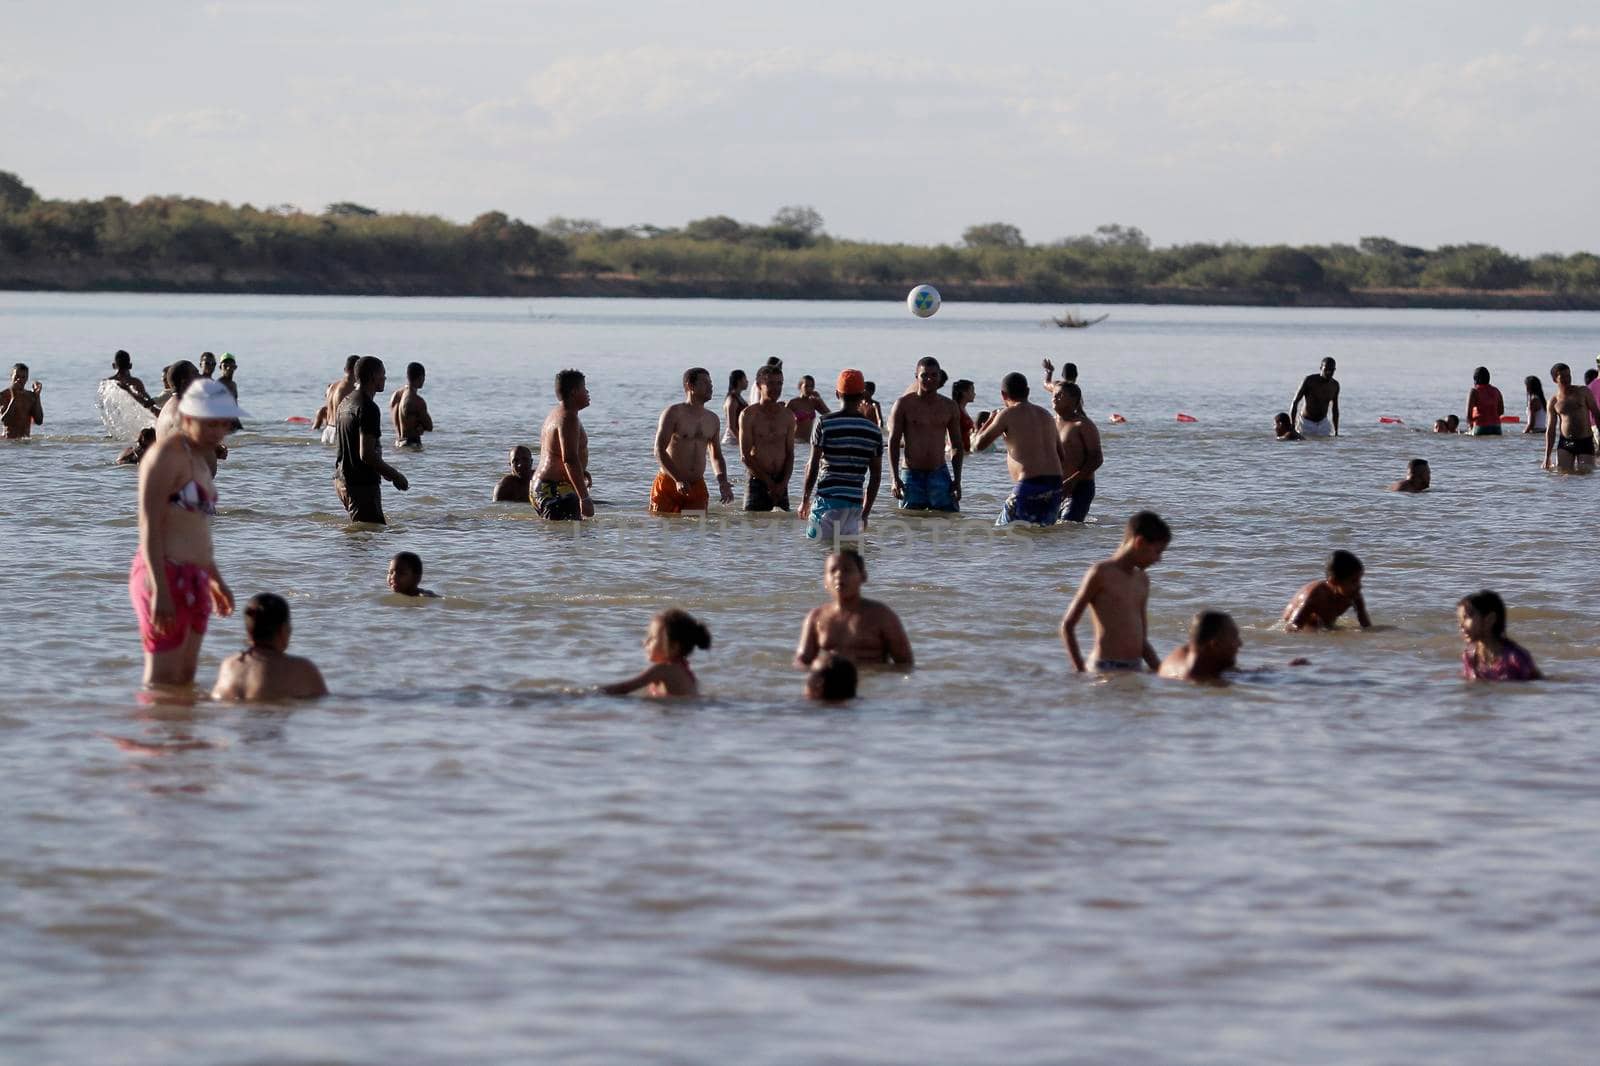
[
  {"left": 1523, "top": 376, "right": 1547, "bottom": 434},
  {"left": 386, "top": 551, "right": 437, "bottom": 598},
  {"left": 1060, "top": 510, "right": 1171, "bottom": 673},
  {"left": 1040, "top": 358, "right": 1078, "bottom": 395},
  {"left": 971, "top": 371, "right": 1068, "bottom": 526},
  {"left": 805, "top": 652, "right": 859, "bottom": 702},
  {"left": 1465, "top": 366, "right": 1504, "bottom": 435},
  {"left": 794, "top": 549, "right": 913, "bottom": 668},
  {"left": 389, "top": 361, "right": 433, "bottom": 449},
  {"left": 210, "top": 593, "right": 328, "bottom": 701},
  {"left": 651, "top": 367, "right": 733, "bottom": 513},
  {"left": 1289, "top": 357, "right": 1340, "bottom": 437},
  {"left": 1388, "top": 458, "right": 1430, "bottom": 493},
  {"left": 738, "top": 360, "right": 797, "bottom": 511},
  {"left": 1274, "top": 412, "right": 1304, "bottom": 441},
  {"left": 0, "top": 363, "right": 44, "bottom": 439},
  {"left": 1159, "top": 611, "right": 1242, "bottom": 683},
  {"left": 333, "top": 356, "right": 409, "bottom": 524},
  {"left": 117, "top": 427, "right": 157, "bottom": 466},
  {"left": 534, "top": 369, "right": 593, "bottom": 519},
  {"left": 1053, "top": 382, "right": 1103, "bottom": 523},
  {"left": 800, "top": 369, "right": 884, "bottom": 541},
  {"left": 1457, "top": 590, "right": 1541, "bottom": 682},
  {"left": 199, "top": 351, "right": 217, "bottom": 379},
  {"left": 107, "top": 350, "right": 162, "bottom": 414},
  {"left": 314, "top": 355, "right": 361, "bottom": 444},
  {"left": 722, "top": 369, "right": 749, "bottom": 447},
  {"left": 1282, "top": 549, "right": 1371, "bottom": 630},
  {"left": 600, "top": 609, "right": 710, "bottom": 698},
  {"left": 1543, "top": 362, "right": 1600, "bottom": 473},
  {"left": 493, "top": 445, "right": 534, "bottom": 503},
  {"left": 788, "top": 374, "right": 830, "bottom": 437},
  {"left": 888, "top": 356, "right": 964, "bottom": 512}
]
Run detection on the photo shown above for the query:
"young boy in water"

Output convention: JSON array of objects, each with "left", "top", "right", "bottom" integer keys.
[
  {"left": 492, "top": 445, "right": 534, "bottom": 502},
  {"left": 1282, "top": 549, "right": 1371, "bottom": 630},
  {"left": 117, "top": 427, "right": 157, "bottom": 466},
  {"left": 804, "top": 652, "right": 859, "bottom": 702},
  {"left": 211, "top": 593, "right": 328, "bottom": 701},
  {"left": 387, "top": 551, "right": 438, "bottom": 598},
  {"left": 1274, "top": 412, "right": 1303, "bottom": 441},
  {"left": 1060, "top": 511, "right": 1171, "bottom": 672},
  {"left": 1388, "top": 458, "right": 1430, "bottom": 492},
  {"left": 1158, "top": 611, "right": 1242, "bottom": 683},
  {"left": 794, "top": 549, "right": 914, "bottom": 668}
]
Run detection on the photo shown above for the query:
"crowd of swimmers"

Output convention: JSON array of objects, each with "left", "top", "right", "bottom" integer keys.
[{"left": 5, "top": 344, "right": 1579, "bottom": 704}]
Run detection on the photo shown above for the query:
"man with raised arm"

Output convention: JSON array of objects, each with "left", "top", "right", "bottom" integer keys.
[
  {"left": 738, "top": 361, "right": 798, "bottom": 511},
  {"left": 1289, "top": 357, "right": 1340, "bottom": 437},
  {"left": 533, "top": 369, "right": 594, "bottom": 519},
  {"left": 0, "top": 363, "right": 44, "bottom": 439},
  {"left": 971, "top": 371, "right": 1069, "bottom": 526},
  {"left": 651, "top": 367, "right": 733, "bottom": 513},
  {"left": 314, "top": 355, "right": 361, "bottom": 444},
  {"left": 333, "top": 356, "right": 408, "bottom": 524},
  {"left": 1053, "top": 382, "right": 1103, "bottom": 523},
  {"left": 888, "top": 356, "right": 964, "bottom": 512},
  {"left": 106, "top": 350, "right": 162, "bottom": 414}
]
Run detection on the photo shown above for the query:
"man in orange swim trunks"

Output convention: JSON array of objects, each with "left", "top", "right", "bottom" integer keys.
[{"left": 651, "top": 366, "right": 734, "bottom": 513}]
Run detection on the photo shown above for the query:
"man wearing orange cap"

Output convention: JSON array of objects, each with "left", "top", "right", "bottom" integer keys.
[
  {"left": 651, "top": 367, "right": 734, "bottom": 513},
  {"left": 800, "top": 369, "right": 884, "bottom": 541}
]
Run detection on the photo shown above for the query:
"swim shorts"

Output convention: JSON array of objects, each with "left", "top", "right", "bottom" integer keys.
[
  {"left": 996, "top": 475, "right": 1063, "bottom": 527},
  {"left": 805, "top": 494, "right": 863, "bottom": 541},
  {"left": 320, "top": 425, "right": 337, "bottom": 446},
  {"left": 334, "top": 477, "right": 385, "bottom": 524},
  {"left": 1060, "top": 478, "right": 1096, "bottom": 523},
  {"left": 650, "top": 472, "right": 709, "bottom": 514},
  {"left": 743, "top": 477, "right": 790, "bottom": 512},
  {"left": 129, "top": 555, "right": 214, "bottom": 654},
  {"left": 1089, "top": 658, "right": 1145, "bottom": 672},
  {"left": 898, "top": 465, "right": 958, "bottom": 512},
  {"left": 1557, "top": 434, "right": 1596, "bottom": 456},
  {"left": 1470, "top": 424, "right": 1502, "bottom": 436},
  {"left": 1297, "top": 415, "right": 1333, "bottom": 437},
  {"left": 533, "top": 478, "right": 582, "bottom": 520}
]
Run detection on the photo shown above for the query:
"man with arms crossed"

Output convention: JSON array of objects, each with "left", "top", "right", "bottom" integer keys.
[
  {"left": 888, "top": 356, "right": 964, "bottom": 511},
  {"left": 971, "top": 372, "right": 1068, "bottom": 526},
  {"left": 1289, "top": 357, "right": 1340, "bottom": 437},
  {"left": 1053, "top": 382, "right": 1103, "bottom": 522},
  {"left": 333, "top": 356, "right": 408, "bottom": 524},
  {"left": 738, "top": 361, "right": 797, "bottom": 511},
  {"left": 651, "top": 367, "right": 733, "bottom": 513},
  {"left": 1543, "top": 362, "right": 1600, "bottom": 473},
  {"left": 534, "top": 369, "right": 594, "bottom": 519}
]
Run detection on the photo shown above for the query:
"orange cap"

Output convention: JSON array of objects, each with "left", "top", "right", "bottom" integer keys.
[{"left": 836, "top": 368, "right": 866, "bottom": 395}]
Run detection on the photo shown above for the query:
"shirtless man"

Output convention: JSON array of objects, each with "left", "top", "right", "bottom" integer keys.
[
  {"left": 1159, "top": 611, "right": 1241, "bottom": 683},
  {"left": 1053, "top": 382, "right": 1103, "bottom": 522},
  {"left": 738, "top": 361, "right": 797, "bottom": 511},
  {"left": 1060, "top": 511, "right": 1171, "bottom": 672},
  {"left": 218, "top": 354, "right": 239, "bottom": 399},
  {"left": 492, "top": 445, "right": 534, "bottom": 503},
  {"left": 1040, "top": 358, "right": 1078, "bottom": 395},
  {"left": 198, "top": 351, "right": 217, "bottom": 379},
  {"left": 0, "top": 363, "right": 44, "bottom": 439},
  {"left": 1289, "top": 357, "right": 1340, "bottom": 437},
  {"left": 313, "top": 355, "right": 361, "bottom": 443},
  {"left": 389, "top": 361, "right": 433, "bottom": 449},
  {"left": 971, "top": 372, "right": 1068, "bottom": 526},
  {"left": 533, "top": 369, "right": 594, "bottom": 519},
  {"left": 107, "top": 350, "right": 162, "bottom": 414},
  {"left": 1543, "top": 362, "right": 1600, "bottom": 473},
  {"left": 888, "top": 356, "right": 964, "bottom": 512},
  {"left": 651, "top": 367, "right": 733, "bottom": 513},
  {"left": 210, "top": 593, "right": 328, "bottom": 701},
  {"left": 1282, "top": 549, "right": 1372, "bottom": 630},
  {"left": 794, "top": 549, "right": 914, "bottom": 668}
]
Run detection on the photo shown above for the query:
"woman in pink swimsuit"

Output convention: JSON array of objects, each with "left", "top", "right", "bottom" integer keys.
[
  {"left": 787, "top": 375, "right": 830, "bottom": 441},
  {"left": 132, "top": 378, "right": 248, "bottom": 686}
]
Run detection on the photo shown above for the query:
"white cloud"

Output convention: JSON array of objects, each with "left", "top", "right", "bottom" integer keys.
[
  {"left": 1177, "top": 0, "right": 1314, "bottom": 42},
  {"left": 1568, "top": 25, "right": 1600, "bottom": 43},
  {"left": 144, "top": 108, "right": 251, "bottom": 138}
]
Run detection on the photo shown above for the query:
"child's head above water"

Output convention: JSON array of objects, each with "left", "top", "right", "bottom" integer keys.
[
  {"left": 1406, "top": 458, "right": 1430, "bottom": 487},
  {"left": 805, "top": 652, "right": 858, "bottom": 702},
  {"left": 1326, "top": 549, "right": 1364, "bottom": 592},
  {"left": 1457, "top": 589, "right": 1508, "bottom": 640},
  {"left": 244, "top": 592, "right": 292, "bottom": 649},
  {"left": 647, "top": 608, "right": 712, "bottom": 663},
  {"left": 1189, "top": 609, "right": 1241, "bottom": 664},
  {"left": 388, "top": 551, "right": 424, "bottom": 596}
]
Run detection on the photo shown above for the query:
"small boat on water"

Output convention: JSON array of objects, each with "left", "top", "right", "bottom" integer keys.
[{"left": 1052, "top": 310, "right": 1109, "bottom": 329}]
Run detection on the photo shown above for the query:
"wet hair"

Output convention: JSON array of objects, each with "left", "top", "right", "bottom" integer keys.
[
  {"left": 509, "top": 444, "right": 531, "bottom": 465},
  {"left": 1125, "top": 510, "right": 1171, "bottom": 544},
  {"left": 244, "top": 592, "right": 291, "bottom": 646},
  {"left": 1327, "top": 549, "right": 1363, "bottom": 581},
  {"left": 1001, "top": 372, "right": 1029, "bottom": 399},
  {"left": 167, "top": 360, "right": 198, "bottom": 394},
  {"left": 406, "top": 362, "right": 425, "bottom": 382},
  {"left": 1192, "top": 610, "right": 1234, "bottom": 646},
  {"left": 114, "top": 349, "right": 131, "bottom": 365},
  {"left": 952, "top": 379, "right": 974, "bottom": 403},
  {"left": 1060, "top": 382, "right": 1083, "bottom": 405},
  {"left": 657, "top": 608, "right": 712, "bottom": 654},
  {"left": 392, "top": 550, "right": 422, "bottom": 577},
  {"left": 1061, "top": 362, "right": 1078, "bottom": 382},
  {"left": 728, "top": 369, "right": 747, "bottom": 392},
  {"left": 1274, "top": 411, "right": 1292, "bottom": 425},
  {"left": 137, "top": 427, "right": 156, "bottom": 444},
  {"left": 807, "top": 653, "right": 858, "bottom": 701},
  {"left": 1432, "top": 418, "right": 1449, "bottom": 432},
  {"left": 555, "top": 368, "right": 586, "bottom": 400},
  {"left": 1408, "top": 458, "right": 1429, "bottom": 474},
  {"left": 864, "top": 381, "right": 876, "bottom": 396},
  {"left": 344, "top": 354, "right": 361, "bottom": 373},
  {"left": 1551, "top": 362, "right": 1571, "bottom": 382},
  {"left": 683, "top": 366, "right": 710, "bottom": 390},
  {"left": 831, "top": 547, "right": 867, "bottom": 579},
  {"left": 1473, "top": 366, "right": 1490, "bottom": 386},
  {"left": 1458, "top": 590, "right": 1507, "bottom": 638},
  {"left": 11, "top": 362, "right": 26, "bottom": 376},
  {"left": 916, "top": 356, "right": 941, "bottom": 374}
]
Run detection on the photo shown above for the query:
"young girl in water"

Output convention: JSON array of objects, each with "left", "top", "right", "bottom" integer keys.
[
  {"left": 1524, "top": 375, "right": 1548, "bottom": 434},
  {"left": 1457, "top": 590, "right": 1540, "bottom": 681},
  {"left": 600, "top": 609, "right": 711, "bottom": 697},
  {"left": 787, "top": 375, "right": 829, "bottom": 438},
  {"left": 722, "top": 369, "right": 748, "bottom": 446}
]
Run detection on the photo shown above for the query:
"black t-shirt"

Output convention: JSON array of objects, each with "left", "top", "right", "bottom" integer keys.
[{"left": 335, "top": 392, "right": 381, "bottom": 487}]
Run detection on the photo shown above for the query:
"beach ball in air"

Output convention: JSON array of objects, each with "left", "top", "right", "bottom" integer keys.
[{"left": 907, "top": 284, "right": 941, "bottom": 318}]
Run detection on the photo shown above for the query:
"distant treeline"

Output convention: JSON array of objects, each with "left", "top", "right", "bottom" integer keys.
[{"left": 3, "top": 171, "right": 1598, "bottom": 306}]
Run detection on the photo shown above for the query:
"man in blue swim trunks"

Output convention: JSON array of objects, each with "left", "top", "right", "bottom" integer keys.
[
  {"left": 888, "top": 356, "right": 964, "bottom": 512},
  {"left": 800, "top": 369, "right": 883, "bottom": 543},
  {"left": 970, "top": 372, "right": 1068, "bottom": 527},
  {"left": 1053, "top": 383, "right": 1103, "bottom": 522}
]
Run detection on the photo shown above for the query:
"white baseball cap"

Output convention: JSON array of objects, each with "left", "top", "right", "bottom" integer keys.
[{"left": 178, "top": 378, "right": 251, "bottom": 420}]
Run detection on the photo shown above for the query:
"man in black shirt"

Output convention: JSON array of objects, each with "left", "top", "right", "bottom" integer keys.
[{"left": 334, "top": 356, "right": 409, "bottom": 524}]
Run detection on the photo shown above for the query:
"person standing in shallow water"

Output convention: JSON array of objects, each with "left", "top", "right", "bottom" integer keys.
[
  {"left": 314, "top": 355, "right": 360, "bottom": 444},
  {"left": 970, "top": 371, "right": 1067, "bottom": 526},
  {"left": 0, "top": 363, "right": 44, "bottom": 439},
  {"left": 493, "top": 445, "right": 534, "bottom": 503},
  {"left": 722, "top": 369, "right": 748, "bottom": 448},
  {"left": 333, "top": 356, "right": 408, "bottom": 524},
  {"left": 389, "top": 361, "right": 433, "bottom": 449},
  {"left": 888, "top": 356, "right": 964, "bottom": 512},
  {"left": 107, "top": 350, "right": 162, "bottom": 414},
  {"left": 1289, "top": 357, "right": 1340, "bottom": 437},
  {"left": 1543, "top": 362, "right": 1600, "bottom": 473},
  {"left": 1464, "top": 366, "right": 1503, "bottom": 436},
  {"left": 534, "top": 369, "right": 593, "bottom": 519},
  {"left": 651, "top": 367, "right": 733, "bottom": 513},
  {"left": 738, "top": 361, "right": 797, "bottom": 511}
]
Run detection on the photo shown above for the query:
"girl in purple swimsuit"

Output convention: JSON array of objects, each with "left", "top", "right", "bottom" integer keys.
[{"left": 1458, "top": 590, "right": 1540, "bottom": 681}]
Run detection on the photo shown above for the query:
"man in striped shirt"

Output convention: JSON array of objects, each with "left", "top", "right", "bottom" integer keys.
[{"left": 800, "top": 369, "right": 884, "bottom": 542}]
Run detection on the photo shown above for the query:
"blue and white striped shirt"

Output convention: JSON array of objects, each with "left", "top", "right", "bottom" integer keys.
[{"left": 812, "top": 411, "right": 883, "bottom": 502}]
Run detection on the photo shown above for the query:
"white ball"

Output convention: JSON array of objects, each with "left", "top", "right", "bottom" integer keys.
[{"left": 907, "top": 284, "right": 941, "bottom": 318}]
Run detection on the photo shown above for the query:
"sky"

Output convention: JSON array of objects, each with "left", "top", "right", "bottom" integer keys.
[{"left": 4, "top": 0, "right": 1598, "bottom": 253}]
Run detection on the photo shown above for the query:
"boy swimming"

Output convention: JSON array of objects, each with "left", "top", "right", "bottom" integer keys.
[
  {"left": 600, "top": 609, "right": 711, "bottom": 697},
  {"left": 1158, "top": 611, "right": 1242, "bottom": 683},
  {"left": 805, "top": 652, "right": 859, "bottom": 702},
  {"left": 1388, "top": 459, "right": 1430, "bottom": 492},
  {"left": 387, "top": 551, "right": 438, "bottom": 598},
  {"left": 210, "top": 593, "right": 328, "bottom": 701},
  {"left": 1060, "top": 511, "right": 1171, "bottom": 672},
  {"left": 1282, "top": 550, "right": 1371, "bottom": 630}
]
